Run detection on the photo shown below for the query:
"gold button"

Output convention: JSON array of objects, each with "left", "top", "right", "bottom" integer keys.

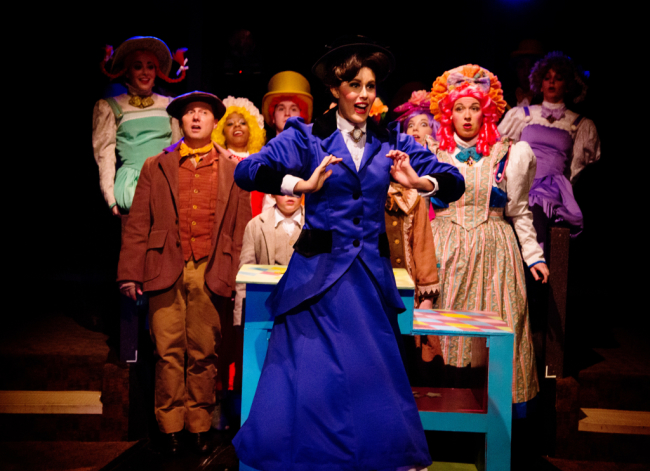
[
  {"left": 394, "top": 239, "right": 400, "bottom": 245},
  {"left": 396, "top": 258, "right": 402, "bottom": 264},
  {"left": 392, "top": 220, "right": 398, "bottom": 226},
  {"left": 194, "top": 189, "right": 199, "bottom": 194},
  {"left": 193, "top": 205, "right": 198, "bottom": 209},
  {"left": 192, "top": 221, "right": 197, "bottom": 226},
  {"left": 191, "top": 237, "right": 195, "bottom": 242},
  {"left": 195, "top": 174, "right": 200, "bottom": 178}
]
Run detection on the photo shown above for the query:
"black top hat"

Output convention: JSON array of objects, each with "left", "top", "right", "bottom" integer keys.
[
  {"left": 311, "top": 35, "right": 395, "bottom": 83},
  {"left": 166, "top": 91, "right": 227, "bottom": 120}
]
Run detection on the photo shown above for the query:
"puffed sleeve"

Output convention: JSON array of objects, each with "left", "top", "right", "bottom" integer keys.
[
  {"left": 171, "top": 117, "right": 182, "bottom": 142},
  {"left": 235, "top": 118, "right": 313, "bottom": 194},
  {"left": 570, "top": 117, "right": 600, "bottom": 183},
  {"left": 504, "top": 141, "right": 545, "bottom": 266},
  {"left": 92, "top": 99, "right": 118, "bottom": 208},
  {"left": 166, "top": 96, "right": 183, "bottom": 142},
  {"left": 498, "top": 106, "right": 527, "bottom": 142}
]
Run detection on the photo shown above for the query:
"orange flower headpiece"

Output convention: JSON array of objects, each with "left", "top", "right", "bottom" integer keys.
[{"left": 430, "top": 65, "right": 506, "bottom": 122}]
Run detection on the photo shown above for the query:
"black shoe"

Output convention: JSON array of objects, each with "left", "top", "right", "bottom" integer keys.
[
  {"left": 189, "top": 431, "right": 211, "bottom": 454},
  {"left": 161, "top": 431, "right": 182, "bottom": 456}
]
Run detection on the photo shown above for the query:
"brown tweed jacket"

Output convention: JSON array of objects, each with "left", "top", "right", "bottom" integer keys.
[{"left": 117, "top": 141, "right": 252, "bottom": 297}]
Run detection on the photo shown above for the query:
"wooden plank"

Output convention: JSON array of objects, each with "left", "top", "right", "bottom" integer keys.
[
  {"left": 429, "top": 463, "right": 479, "bottom": 470},
  {"left": 546, "top": 226, "right": 570, "bottom": 378},
  {"left": 0, "top": 391, "right": 102, "bottom": 415},
  {"left": 579, "top": 408, "right": 650, "bottom": 435}
]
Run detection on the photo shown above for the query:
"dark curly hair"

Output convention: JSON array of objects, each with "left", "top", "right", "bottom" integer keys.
[
  {"left": 321, "top": 51, "right": 392, "bottom": 88},
  {"left": 529, "top": 51, "right": 587, "bottom": 103}
]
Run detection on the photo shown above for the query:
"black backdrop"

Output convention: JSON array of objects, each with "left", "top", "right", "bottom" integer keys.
[{"left": 24, "top": 0, "right": 638, "bottom": 331}]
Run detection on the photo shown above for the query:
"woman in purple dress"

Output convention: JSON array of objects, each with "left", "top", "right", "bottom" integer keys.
[{"left": 498, "top": 52, "right": 600, "bottom": 251}]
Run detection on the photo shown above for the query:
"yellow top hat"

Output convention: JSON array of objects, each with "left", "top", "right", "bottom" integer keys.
[{"left": 262, "top": 71, "right": 313, "bottom": 125}]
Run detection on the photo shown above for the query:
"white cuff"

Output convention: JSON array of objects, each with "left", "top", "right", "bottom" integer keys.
[
  {"left": 281, "top": 175, "right": 302, "bottom": 196},
  {"left": 418, "top": 176, "right": 439, "bottom": 197}
]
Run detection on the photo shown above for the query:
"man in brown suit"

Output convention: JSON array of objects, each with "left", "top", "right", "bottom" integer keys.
[{"left": 117, "top": 91, "right": 251, "bottom": 454}]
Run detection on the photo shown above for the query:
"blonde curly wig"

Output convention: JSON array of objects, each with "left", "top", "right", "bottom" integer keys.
[{"left": 211, "top": 97, "right": 266, "bottom": 154}]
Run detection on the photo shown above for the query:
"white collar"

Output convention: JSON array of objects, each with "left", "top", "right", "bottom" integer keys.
[
  {"left": 336, "top": 111, "right": 367, "bottom": 134},
  {"left": 229, "top": 149, "right": 249, "bottom": 158},
  {"left": 454, "top": 133, "right": 478, "bottom": 149},
  {"left": 274, "top": 206, "right": 302, "bottom": 228},
  {"left": 542, "top": 100, "right": 566, "bottom": 110}
]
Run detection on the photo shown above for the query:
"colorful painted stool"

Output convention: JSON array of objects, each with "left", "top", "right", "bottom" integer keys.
[{"left": 237, "top": 265, "right": 514, "bottom": 471}]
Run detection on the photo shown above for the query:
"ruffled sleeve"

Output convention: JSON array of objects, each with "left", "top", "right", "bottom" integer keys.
[
  {"left": 498, "top": 106, "right": 527, "bottom": 142},
  {"left": 504, "top": 141, "right": 545, "bottom": 266},
  {"left": 92, "top": 99, "right": 117, "bottom": 208},
  {"left": 166, "top": 96, "right": 183, "bottom": 143},
  {"left": 570, "top": 117, "right": 600, "bottom": 183}
]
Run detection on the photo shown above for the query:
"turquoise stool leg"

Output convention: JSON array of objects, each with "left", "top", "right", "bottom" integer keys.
[{"left": 485, "top": 335, "right": 513, "bottom": 471}]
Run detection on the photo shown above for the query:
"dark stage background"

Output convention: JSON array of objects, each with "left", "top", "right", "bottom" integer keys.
[{"left": 23, "top": 0, "right": 637, "bottom": 334}]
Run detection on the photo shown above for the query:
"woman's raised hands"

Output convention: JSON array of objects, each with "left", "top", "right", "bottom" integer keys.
[
  {"left": 293, "top": 155, "right": 343, "bottom": 194},
  {"left": 387, "top": 150, "right": 434, "bottom": 192}
]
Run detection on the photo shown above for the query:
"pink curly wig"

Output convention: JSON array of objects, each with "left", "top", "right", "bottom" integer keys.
[
  {"left": 430, "top": 65, "right": 506, "bottom": 156},
  {"left": 436, "top": 83, "right": 501, "bottom": 156}
]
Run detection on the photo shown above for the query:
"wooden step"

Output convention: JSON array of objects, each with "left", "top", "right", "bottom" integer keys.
[
  {"left": 579, "top": 408, "right": 650, "bottom": 435},
  {"left": 0, "top": 391, "right": 102, "bottom": 415},
  {"left": 428, "top": 463, "right": 478, "bottom": 470}
]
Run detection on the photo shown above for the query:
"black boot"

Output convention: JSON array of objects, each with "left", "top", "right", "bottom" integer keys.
[
  {"left": 188, "top": 431, "right": 211, "bottom": 454},
  {"left": 160, "top": 431, "right": 182, "bottom": 456}
]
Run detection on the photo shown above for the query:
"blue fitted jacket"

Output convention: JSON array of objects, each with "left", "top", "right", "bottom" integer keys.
[{"left": 235, "top": 110, "right": 464, "bottom": 318}]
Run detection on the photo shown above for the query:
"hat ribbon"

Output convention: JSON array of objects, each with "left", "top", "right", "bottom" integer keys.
[{"left": 447, "top": 73, "right": 491, "bottom": 94}]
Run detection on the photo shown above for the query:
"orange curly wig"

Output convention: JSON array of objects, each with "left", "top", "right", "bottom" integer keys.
[{"left": 430, "top": 64, "right": 506, "bottom": 122}]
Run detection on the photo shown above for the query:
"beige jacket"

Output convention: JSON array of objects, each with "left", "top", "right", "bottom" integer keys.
[{"left": 234, "top": 205, "right": 304, "bottom": 325}]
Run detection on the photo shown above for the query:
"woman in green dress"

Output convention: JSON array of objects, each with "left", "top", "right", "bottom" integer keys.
[{"left": 92, "top": 36, "right": 187, "bottom": 216}]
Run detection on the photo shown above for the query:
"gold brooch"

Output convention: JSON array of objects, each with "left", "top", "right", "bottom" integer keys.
[
  {"left": 129, "top": 95, "right": 155, "bottom": 109},
  {"left": 349, "top": 128, "right": 365, "bottom": 144}
]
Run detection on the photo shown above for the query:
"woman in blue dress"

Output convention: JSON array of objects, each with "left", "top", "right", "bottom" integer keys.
[{"left": 233, "top": 36, "right": 465, "bottom": 471}]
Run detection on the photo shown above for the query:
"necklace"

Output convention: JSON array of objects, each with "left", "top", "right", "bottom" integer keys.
[{"left": 129, "top": 95, "right": 155, "bottom": 109}]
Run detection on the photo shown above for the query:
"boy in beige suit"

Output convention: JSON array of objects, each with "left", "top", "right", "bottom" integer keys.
[{"left": 234, "top": 195, "right": 303, "bottom": 325}]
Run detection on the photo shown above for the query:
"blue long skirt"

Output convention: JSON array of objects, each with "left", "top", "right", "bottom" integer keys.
[{"left": 233, "top": 258, "right": 431, "bottom": 471}]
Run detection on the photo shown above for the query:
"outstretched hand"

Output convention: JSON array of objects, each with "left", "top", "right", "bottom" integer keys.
[
  {"left": 530, "top": 263, "right": 549, "bottom": 283},
  {"left": 387, "top": 150, "right": 433, "bottom": 192},
  {"left": 294, "top": 155, "right": 342, "bottom": 194}
]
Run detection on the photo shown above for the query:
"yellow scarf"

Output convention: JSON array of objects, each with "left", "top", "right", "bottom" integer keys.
[{"left": 179, "top": 141, "right": 214, "bottom": 163}]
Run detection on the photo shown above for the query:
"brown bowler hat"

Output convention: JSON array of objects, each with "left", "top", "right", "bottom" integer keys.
[{"left": 166, "top": 91, "right": 226, "bottom": 120}]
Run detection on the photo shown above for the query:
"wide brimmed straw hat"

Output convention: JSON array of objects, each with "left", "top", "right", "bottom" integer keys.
[{"left": 111, "top": 36, "right": 173, "bottom": 76}]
